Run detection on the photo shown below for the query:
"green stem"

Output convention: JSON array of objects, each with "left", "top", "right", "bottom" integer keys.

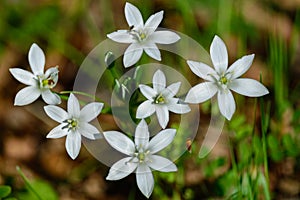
[
  {"left": 108, "top": 67, "right": 120, "bottom": 80},
  {"left": 16, "top": 166, "right": 43, "bottom": 200},
  {"left": 259, "top": 75, "right": 271, "bottom": 200},
  {"left": 227, "top": 133, "right": 240, "bottom": 198},
  {"left": 59, "top": 91, "right": 102, "bottom": 102}
]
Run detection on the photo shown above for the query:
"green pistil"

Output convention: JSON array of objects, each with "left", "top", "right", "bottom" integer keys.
[
  {"left": 220, "top": 76, "right": 228, "bottom": 85},
  {"left": 138, "top": 152, "right": 145, "bottom": 162},
  {"left": 62, "top": 118, "right": 78, "bottom": 131},
  {"left": 154, "top": 94, "right": 165, "bottom": 104},
  {"left": 129, "top": 29, "right": 147, "bottom": 42},
  {"left": 140, "top": 33, "right": 146, "bottom": 40},
  {"left": 42, "top": 79, "right": 55, "bottom": 87},
  {"left": 68, "top": 119, "right": 78, "bottom": 128},
  {"left": 135, "top": 150, "right": 150, "bottom": 163}
]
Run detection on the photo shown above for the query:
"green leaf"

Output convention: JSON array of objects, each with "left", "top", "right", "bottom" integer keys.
[
  {"left": 0, "top": 185, "right": 12, "bottom": 198},
  {"left": 282, "top": 134, "right": 299, "bottom": 157},
  {"left": 267, "top": 135, "right": 283, "bottom": 161},
  {"left": 17, "top": 180, "right": 58, "bottom": 200}
]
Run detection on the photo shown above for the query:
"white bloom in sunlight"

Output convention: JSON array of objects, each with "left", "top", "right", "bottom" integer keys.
[
  {"left": 136, "top": 70, "right": 191, "bottom": 129},
  {"left": 44, "top": 93, "right": 103, "bottom": 160},
  {"left": 104, "top": 119, "right": 177, "bottom": 198},
  {"left": 185, "top": 35, "right": 269, "bottom": 120},
  {"left": 9, "top": 43, "right": 61, "bottom": 106},
  {"left": 107, "top": 2, "right": 180, "bottom": 68}
]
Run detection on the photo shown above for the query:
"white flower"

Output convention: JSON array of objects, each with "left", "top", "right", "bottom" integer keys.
[
  {"left": 9, "top": 43, "right": 61, "bottom": 106},
  {"left": 185, "top": 35, "right": 269, "bottom": 120},
  {"left": 107, "top": 2, "right": 180, "bottom": 68},
  {"left": 104, "top": 119, "right": 177, "bottom": 198},
  {"left": 136, "top": 70, "right": 191, "bottom": 129},
  {"left": 44, "top": 93, "right": 103, "bottom": 159}
]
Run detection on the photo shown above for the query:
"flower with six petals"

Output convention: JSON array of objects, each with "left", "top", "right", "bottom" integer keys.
[
  {"left": 44, "top": 93, "right": 103, "bottom": 159},
  {"left": 9, "top": 43, "right": 61, "bottom": 106},
  {"left": 107, "top": 2, "right": 180, "bottom": 67},
  {"left": 185, "top": 35, "right": 269, "bottom": 120},
  {"left": 104, "top": 119, "right": 177, "bottom": 198},
  {"left": 136, "top": 70, "right": 191, "bottom": 129}
]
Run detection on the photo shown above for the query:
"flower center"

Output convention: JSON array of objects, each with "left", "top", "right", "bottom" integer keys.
[
  {"left": 138, "top": 152, "right": 146, "bottom": 162},
  {"left": 154, "top": 93, "right": 166, "bottom": 104},
  {"left": 129, "top": 29, "right": 147, "bottom": 42},
  {"left": 41, "top": 78, "right": 55, "bottom": 88},
  {"left": 37, "top": 70, "right": 58, "bottom": 89},
  {"left": 135, "top": 150, "right": 150, "bottom": 163},
  {"left": 219, "top": 76, "right": 228, "bottom": 85},
  {"left": 62, "top": 118, "right": 79, "bottom": 132},
  {"left": 140, "top": 32, "right": 146, "bottom": 40}
]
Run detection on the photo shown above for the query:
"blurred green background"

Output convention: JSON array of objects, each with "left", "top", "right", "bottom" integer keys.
[{"left": 0, "top": 0, "right": 300, "bottom": 199}]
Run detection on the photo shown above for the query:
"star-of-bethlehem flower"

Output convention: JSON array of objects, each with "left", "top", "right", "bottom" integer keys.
[
  {"left": 107, "top": 2, "right": 180, "bottom": 68},
  {"left": 44, "top": 93, "right": 103, "bottom": 159},
  {"left": 136, "top": 70, "right": 191, "bottom": 129},
  {"left": 9, "top": 43, "right": 61, "bottom": 106},
  {"left": 104, "top": 119, "right": 177, "bottom": 198},
  {"left": 185, "top": 35, "right": 269, "bottom": 120}
]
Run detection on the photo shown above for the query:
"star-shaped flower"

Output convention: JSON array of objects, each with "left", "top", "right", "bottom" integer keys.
[
  {"left": 136, "top": 70, "right": 191, "bottom": 129},
  {"left": 107, "top": 2, "right": 180, "bottom": 68},
  {"left": 9, "top": 43, "right": 61, "bottom": 106},
  {"left": 104, "top": 119, "right": 177, "bottom": 198},
  {"left": 185, "top": 35, "right": 269, "bottom": 120},
  {"left": 44, "top": 93, "right": 103, "bottom": 159}
]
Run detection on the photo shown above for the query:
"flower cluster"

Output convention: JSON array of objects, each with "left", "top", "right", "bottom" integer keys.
[{"left": 9, "top": 2, "right": 269, "bottom": 198}]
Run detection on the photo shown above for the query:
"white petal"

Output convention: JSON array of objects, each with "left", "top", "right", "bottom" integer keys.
[
  {"left": 149, "top": 31, "right": 180, "bottom": 44},
  {"left": 139, "top": 84, "right": 157, "bottom": 100},
  {"left": 14, "top": 86, "right": 41, "bottom": 106},
  {"left": 134, "top": 119, "right": 149, "bottom": 149},
  {"left": 44, "top": 67, "right": 59, "bottom": 87},
  {"left": 143, "top": 43, "right": 161, "bottom": 61},
  {"left": 125, "top": 2, "right": 144, "bottom": 27},
  {"left": 136, "top": 164, "right": 154, "bottom": 198},
  {"left": 44, "top": 67, "right": 59, "bottom": 77},
  {"left": 107, "top": 30, "right": 134, "bottom": 43},
  {"left": 136, "top": 100, "right": 156, "bottom": 119},
  {"left": 9, "top": 68, "right": 36, "bottom": 86},
  {"left": 163, "top": 82, "right": 181, "bottom": 98},
  {"left": 106, "top": 157, "right": 138, "bottom": 180},
  {"left": 80, "top": 102, "right": 103, "bottom": 122},
  {"left": 78, "top": 123, "right": 100, "bottom": 140},
  {"left": 187, "top": 60, "right": 216, "bottom": 81},
  {"left": 144, "top": 11, "right": 163, "bottom": 35},
  {"left": 152, "top": 69, "right": 166, "bottom": 93},
  {"left": 65, "top": 130, "right": 81, "bottom": 160},
  {"left": 103, "top": 131, "right": 135, "bottom": 156},
  {"left": 28, "top": 43, "right": 45, "bottom": 75},
  {"left": 67, "top": 93, "right": 80, "bottom": 118},
  {"left": 147, "top": 155, "right": 177, "bottom": 172},
  {"left": 123, "top": 44, "right": 143, "bottom": 68},
  {"left": 217, "top": 90, "right": 236, "bottom": 120},
  {"left": 46, "top": 124, "right": 68, "bottom": 138},
  {"left": 229, "top": 78, "right": 269, "bottom": 97},
  {"left": 41, "top": 90, "right": 61, "bottom": 105},
  {"left": 185, "top": 82, "right": 218, "bottom": 103},
  {"left": 210, "top": 35, "right": 228, "bottom": 74},
  {"left": 44, "top": 105, "right": 68, "bottom": 122},
  {"left": 167, "top": 102, "right": 191, "bottom": 114},
  {"left": 227, "top": 54, "right": 255, "bottom": 79},
  {"left": 155, "top": 106, "right": 169, "bottom": 129},
  {"left": 148, "top": 128, "right": 176, "bottom": 154}
]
